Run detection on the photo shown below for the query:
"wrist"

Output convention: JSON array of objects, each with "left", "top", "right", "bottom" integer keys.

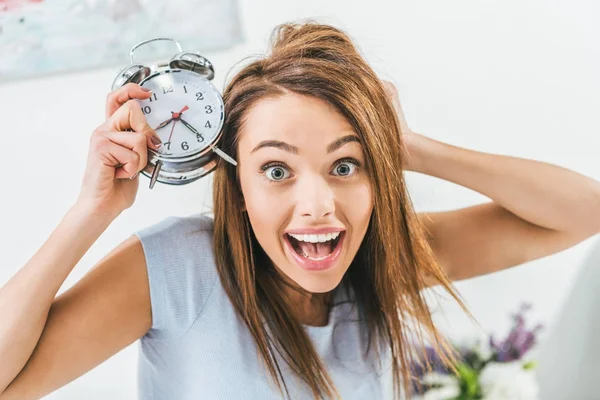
[
  {"left": 402, "top": 132, "right": 434, "bottom": 173},
  {"left": 69, "top": 201, "right": 120, "bottom": 229}
]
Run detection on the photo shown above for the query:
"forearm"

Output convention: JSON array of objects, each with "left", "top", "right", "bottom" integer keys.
[
  {"left": 407, "top": 134, "right": 600, "bottom": 234},
  {"left": 0, "top": 204, "right": 114, "bottom": 393}
]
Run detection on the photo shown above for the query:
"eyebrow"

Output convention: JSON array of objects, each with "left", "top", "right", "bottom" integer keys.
[{"left": 250, "top": 134, "right": 361, "bottom": 155}]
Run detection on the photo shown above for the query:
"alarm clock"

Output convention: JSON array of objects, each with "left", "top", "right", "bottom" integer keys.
[{"left": 111, "top": 37, "right": 237, "bottom": 189}]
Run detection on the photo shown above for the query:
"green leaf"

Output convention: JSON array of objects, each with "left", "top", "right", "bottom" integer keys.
[
  {"left": 456, "top": 362, "right": 481, "bottom": 400},
  {"left": 523, "top": 360, "right": 538, "bottom": 370}
]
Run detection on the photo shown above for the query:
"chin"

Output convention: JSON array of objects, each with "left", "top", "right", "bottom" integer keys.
[{"left": 290, "top": 271, "right": 346, "bottom": 294}]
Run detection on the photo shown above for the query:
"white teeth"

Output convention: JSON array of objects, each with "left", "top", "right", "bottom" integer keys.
[
  {"left": 305, "top": 254, "right": 329, "bottom": 261},
  {"left": 289, "top": 231, "right": 340, "bottom": 243}
]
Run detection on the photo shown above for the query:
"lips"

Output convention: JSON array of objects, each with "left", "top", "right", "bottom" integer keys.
[{"left": 283, "top": 231, "right": 345, "bottom": 271}]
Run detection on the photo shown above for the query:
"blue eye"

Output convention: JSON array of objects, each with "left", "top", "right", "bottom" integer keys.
[
  {"left": 260, "top": 157, "right": 361, "bottom": 183},
  {"left": 333, "top": 157, "right": 360, "bottom": 177},
  {"left": 263, "top": 163, "right": 290, "bottom": 182},
  {"left": 332, "top": 160, "right": 358, "bottom": 177}
]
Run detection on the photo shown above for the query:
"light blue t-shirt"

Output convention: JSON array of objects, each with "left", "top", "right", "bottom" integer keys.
[{"left": 133, "top": 213, "right": 393, "bottom": 399}]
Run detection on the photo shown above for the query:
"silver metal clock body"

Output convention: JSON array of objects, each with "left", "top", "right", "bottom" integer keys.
[{"left": 111, "top": 38, "right": 236, "bottom": 189}]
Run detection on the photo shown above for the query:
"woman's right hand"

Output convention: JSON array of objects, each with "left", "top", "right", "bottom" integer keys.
[{"left": 75, "top": 83, "right": 163, "bottom": 219}]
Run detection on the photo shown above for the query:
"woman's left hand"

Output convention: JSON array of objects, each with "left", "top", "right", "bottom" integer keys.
[
  {"left": 382, "top": 81, "right": 412, "bottom": 134},
  {"left": 382, "top": 80, "right": 425, "bottom": 169}
]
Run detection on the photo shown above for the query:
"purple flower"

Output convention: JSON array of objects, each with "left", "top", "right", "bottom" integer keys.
[
  {"left": 411, "top": 303, "right": 544, "bottom": 395},
  {"left": 490, "top": 303, "right": 543, "bottom": 362},
  {"left": 410, "top": 345, "right": 453, "bottom": 394}
]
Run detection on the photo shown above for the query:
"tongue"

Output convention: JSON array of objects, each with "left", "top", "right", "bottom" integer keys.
[{"left": 298, "top": 241, "right": 332, "bottom": 258}]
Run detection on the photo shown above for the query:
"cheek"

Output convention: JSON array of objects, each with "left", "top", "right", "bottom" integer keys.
[
  {"left": 244, "top": 182, "right": 281, "bottom": 216},
  {"left": 340, "top": 180, "right": 373, "bottom": 223},
  {"left": 241, "top": 178, "right": 286, "bottom": 238}
]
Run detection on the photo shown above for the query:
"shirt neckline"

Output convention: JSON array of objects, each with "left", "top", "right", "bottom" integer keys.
[{"left": 303, "top": 284, "right": 352, "bottom": 336}]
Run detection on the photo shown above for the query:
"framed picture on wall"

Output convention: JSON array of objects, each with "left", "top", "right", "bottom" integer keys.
[{"left": 0, "top": 0, "right": 243, "bottom": 81}]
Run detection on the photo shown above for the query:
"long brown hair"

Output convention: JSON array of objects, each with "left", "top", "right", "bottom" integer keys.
[{"left": 212, "top": 21, "right": 469, "bottom": 399}]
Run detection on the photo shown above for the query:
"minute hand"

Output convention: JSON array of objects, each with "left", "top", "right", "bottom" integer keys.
[
  {"left": 179, "top": 118, "right": 202, "bottom": 137},
  {"left": 180, "top": 118, "right": 236, "bottom": 166}
]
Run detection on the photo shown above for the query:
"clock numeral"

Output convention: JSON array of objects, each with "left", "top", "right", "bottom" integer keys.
[
  {"left": 183, "top": 85, "right": 188, "bottom": 94},
  {"left": 162, "top": 86, "right": 173, "bottom": 94},
  {"left": 205, "top": 105, "right": 213, "bottom": 114},
  {"left": 196, "top": 133, "right": 204, "bottom": 143},
  {"left": 148, "top": 92, "right": 158, "bottom": 102},
  {"left": 181, "top": 142, "right": 189, "bottom": 151},
  {"left": 164, "top": 142, "right": 171, "bottom": 151},
  {"left": 141, "top": 106, "right": 151, "bottom": 115},
  {"left": 196, "top": 92, "right": 204, "bottom": 101},
  {"left": 205, "top": 121, "right": 211, "bottom": 129},
  {"left": 178, "top": 176, "right": 188, "bottom": 180}
]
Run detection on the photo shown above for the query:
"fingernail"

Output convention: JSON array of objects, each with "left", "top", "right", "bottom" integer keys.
[
  {"left": 130, "top": 172, "right": 139, "bottom": 180},
  {"left": 140, "top": 87, "right": 152, "bottom": 92},
  {"left": 151, "top": 136, "right": 162, "bottom": 147}
]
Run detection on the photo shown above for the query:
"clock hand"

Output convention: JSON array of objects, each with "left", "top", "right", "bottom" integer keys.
[
  {"left": 154, "top": 117, "right": 174, "bottom": 130},
  {"left": 167, "top": 118, "right": 178, "bottom": 146},
  {"left": 178, "top": 117, "right": 236, "bottom": 165},
  {"left": 154, "top": 106, "right": 189, "bottom": 131},
  {"left": 177, "top": 117, "right": 236, "bottom": 165},
  {"left": 172, "top": 105, "right": 189, "bottom": 119},
  {"left": 179, "top": 117, "right": 201, "bottom": 136}
]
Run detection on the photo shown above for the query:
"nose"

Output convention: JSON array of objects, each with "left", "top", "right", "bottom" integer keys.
[{"left": 295, "top": 174, "right": 336, "bottom": 220}]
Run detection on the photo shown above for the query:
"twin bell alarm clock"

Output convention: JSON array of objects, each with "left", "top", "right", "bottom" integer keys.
[{"left": 111, "top": 37, "right": 237, "bottom": 189}]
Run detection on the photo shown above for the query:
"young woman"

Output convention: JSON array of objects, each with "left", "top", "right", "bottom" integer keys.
[{"left": 1, "top": 22, "right": 599, "bottom": 400}]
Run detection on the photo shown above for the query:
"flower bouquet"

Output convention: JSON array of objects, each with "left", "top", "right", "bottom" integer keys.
[{"left": 412, "top": 303, "right": 543, "bottom": 400}]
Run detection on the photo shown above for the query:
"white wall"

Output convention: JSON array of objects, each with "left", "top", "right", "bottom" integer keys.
[{"left": 1, "top": 0, "right": 598, "bottom": 398}]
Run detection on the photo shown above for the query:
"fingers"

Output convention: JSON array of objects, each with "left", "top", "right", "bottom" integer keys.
[
  {"left": 107, "top": 142, "right": 141, "bottom": 180},
  {"left": 382, "top": 80, "right": 397, "bottom": 97},
  {"left": 106, "top": 99, "right": 162, "bottom": 149},
  {"left": 105, "top": 83, "right": 152, "bottom": 119},
  {"left": 381, "top": 80, "right": 411, "bottom": 133},
  {"left": 382, "top": 80, "right": 400, "bottom": 108},
  {"left": 103, "top": 131, "right": 150, "bottom": 175},
  {"left": 89, "top": 133, "right": 144, "bottom": 179}
]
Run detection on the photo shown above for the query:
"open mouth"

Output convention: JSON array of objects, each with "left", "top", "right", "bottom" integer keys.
[{"left": 285, "top": 232, "right": 344, "bottom": 261}]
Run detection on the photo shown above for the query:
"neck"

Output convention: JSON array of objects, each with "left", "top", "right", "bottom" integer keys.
[
  {"left": 285, "top": 289, "right": 333, "bottom": 327},
  {"left": 272, "top": 270, "right": 334, "bottom": 327}
]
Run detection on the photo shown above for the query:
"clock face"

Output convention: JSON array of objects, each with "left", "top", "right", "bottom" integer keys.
[{"left": 138, "top": 69, "right": 224, "bottom": 158}]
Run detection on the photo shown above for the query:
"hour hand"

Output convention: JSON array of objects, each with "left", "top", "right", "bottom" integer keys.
[{"left": 154, "top": 117, "right": 174, "bottom": 130}]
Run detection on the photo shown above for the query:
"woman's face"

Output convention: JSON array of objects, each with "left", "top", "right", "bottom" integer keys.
[{"left": 237, "top": 91, "right": 373, "bottom": 294}]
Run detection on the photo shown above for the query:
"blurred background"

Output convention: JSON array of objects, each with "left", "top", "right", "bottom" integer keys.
[{"left": 1, "top": 0, "right": 599, "bottom": 398}]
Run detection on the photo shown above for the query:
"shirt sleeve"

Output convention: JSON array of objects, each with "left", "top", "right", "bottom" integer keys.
[{"left": 133, "top": 213, "right": 218, "bottom": 340}]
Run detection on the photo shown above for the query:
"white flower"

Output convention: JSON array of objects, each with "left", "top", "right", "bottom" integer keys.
[
  {"left": 479, "top": 361, "right": 539, "bottom": 400},
  {"left": 416, "top": 372, "right": 460, "bottom": 400}
]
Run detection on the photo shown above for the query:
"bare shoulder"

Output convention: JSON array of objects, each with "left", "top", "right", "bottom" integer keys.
[{"left": 1, "top": 235, "right": 151, "bottom": 399}]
